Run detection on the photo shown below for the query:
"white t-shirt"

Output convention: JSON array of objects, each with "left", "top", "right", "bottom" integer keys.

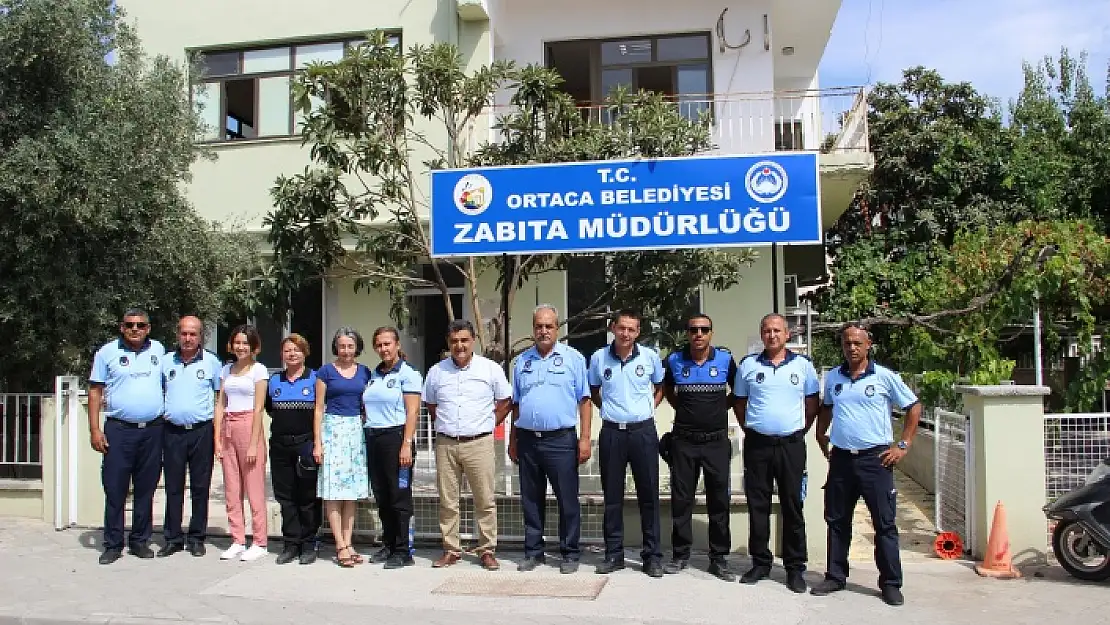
[{"left": 221, "top": 362, "right": 269, "bottom": 413}]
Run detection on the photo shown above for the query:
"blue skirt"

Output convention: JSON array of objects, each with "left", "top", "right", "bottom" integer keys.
[{"left": 317, "top": 413, "right": 369, "bottom": 501}]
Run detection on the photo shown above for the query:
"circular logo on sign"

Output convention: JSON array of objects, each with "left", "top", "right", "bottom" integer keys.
[
  {"left": 119, "top": 355, "right": 130, "bottom": 366},
  {"left": 603, "top": 368, "right": 613, "bottom": 380},
  {"left": 755, "top": 372, "right": 765, "bottom": 384},
  {"left": 790, "top": 373, "right": 799, "bottom": 385},
  {"left": 745, "top": 160, "right": 789, "bottom": 204},
  {"left": 834, "top": 383, "right": 843, "bottom": 396},
  {"left": 151, "top": 355, "right": 159, "bottom": 365},
  {"left": 168, "top": 370, "right": 177, "bottom": 380},
  {"left": 273, "top": 388, "right": 282, "bottom": 397},
  {"left": 454, "top": 173, "right": 493, "bottom": 216},
  {"left": 553, "top": 355, "right": 563, "bottom": 367},
  {"left": 196, "top": 369, "right": 205, "bottom": 379},
  {"left": 635, "top": 365, "right": 645, "bottom": 377},
  {"left": 387, "top": 379, "right": 396, "bottom": 388},
  {"left": 865, "top": 385, "right": 876, "bottom": 397},
  {"left": 681, "top": 367, "right": 691, "bottom": 378}
]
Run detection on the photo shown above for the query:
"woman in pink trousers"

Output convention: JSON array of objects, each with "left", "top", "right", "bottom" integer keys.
[{"left": 214, "top": 324, "right": 270, "bottom": 561}]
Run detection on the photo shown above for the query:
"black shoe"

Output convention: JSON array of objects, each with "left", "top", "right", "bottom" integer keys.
[
  {"left": 517, "top": 556, "right": 545, "bottom": 571},
  {"left": 384, "top": 553, "right": 415, "bottom": 569},
  {"left": 371, "top": 546, "right": 391, "bottom": 563},
  {"left": 663, "top": 558, "right": 688, "bottom": 574},
  {"left": 187, "top": 542, "right": 206, "bottom": 557},
  {"left": 707, "top": 560, "right": 736, "bottom": 582},
  {"left": 99, "top": 549, "right": 122, "bottom": 565},
  {"left": 881, "top": 586, "right": 904, "bottom": 606},
  {"left": 643, "top": 561, "right": 664, "bottom": 578},
  {"left": 810, "top": 579, "right": 846, "bottom": 596},
  {"left": 595, "top": 559, "right": 625, "bottom": 574},
  {"left": 740, "top": 566, "right": 771, "bottom": 584},
  {"left": 130, "top": 545, "right": 155, "bottom": 559},
  {"left": 299, "top": 549, "right": 317, "bottom": 565},
  {"left": 156, "top": 543, "right": 184, "bottom": 558},
  {"left": 559, "top": 560, "right": 580, "bottom": 574},
  {"left": 276, "top": 547, "right": 300, "bottom": 565},
  {"left": 786, "top": 571, "right": 807, "bottom": 594}
]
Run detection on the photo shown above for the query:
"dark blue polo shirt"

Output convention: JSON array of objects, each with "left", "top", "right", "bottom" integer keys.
[
  {"left": 663, "top": 346, "right": 737, "bottom": 432},
  {"left": 266, "top": 369, "right": 317, "bottom": 436}
]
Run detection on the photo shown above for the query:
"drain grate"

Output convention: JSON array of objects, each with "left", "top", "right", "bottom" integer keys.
[{"left": 431, "top": 574, "right": 608, "bottom": 600}]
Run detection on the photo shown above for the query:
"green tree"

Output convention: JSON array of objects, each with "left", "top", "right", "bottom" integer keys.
[
  {"left": 265, "top": 32, "right": 755, "bottom": 361},
  {"left": 0, "top": 0, "right": 258, "bottom": 390}
]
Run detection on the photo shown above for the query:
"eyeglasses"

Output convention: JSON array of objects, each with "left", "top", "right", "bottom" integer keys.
[
  {"left": 687, "top": 326, "right": 712, "bottom": 334},
  {"left": 123, "top": 322, "right": 149, "bottom": 330}
]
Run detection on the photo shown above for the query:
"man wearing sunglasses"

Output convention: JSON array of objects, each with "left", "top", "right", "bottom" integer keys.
[
  {"left": 661, "top": 314, "right": 738, "bottom": 581},
  {"left": 88, "top": 309, "right": 167, "bottom": 564}
]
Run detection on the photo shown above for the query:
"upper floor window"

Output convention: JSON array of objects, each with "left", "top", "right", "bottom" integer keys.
[{"left": 191, "top": 33, "right": 400, "bottom": 143}]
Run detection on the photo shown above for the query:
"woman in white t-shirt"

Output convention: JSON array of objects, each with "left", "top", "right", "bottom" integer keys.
[{"left": 214, "top": 324, "right": 270, "bottom": 562}]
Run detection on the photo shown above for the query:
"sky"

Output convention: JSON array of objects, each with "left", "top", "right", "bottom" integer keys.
[{"left": 818, "top": 0, "right": 1110, "bottom": 104}]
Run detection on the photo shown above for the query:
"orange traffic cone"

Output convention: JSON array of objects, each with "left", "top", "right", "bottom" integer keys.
[{"left": 974, "top": 500, "right": 1021, "bottom": 579}]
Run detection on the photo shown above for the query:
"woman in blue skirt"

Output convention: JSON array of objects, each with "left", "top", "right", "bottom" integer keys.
[{"left": 312, "top": 326, "right": 372, "bottom": 567}]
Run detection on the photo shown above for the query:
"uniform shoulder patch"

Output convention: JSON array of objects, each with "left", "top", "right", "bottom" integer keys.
[{"left": 738, "top": 353, "right": 757, "bottom": 365}]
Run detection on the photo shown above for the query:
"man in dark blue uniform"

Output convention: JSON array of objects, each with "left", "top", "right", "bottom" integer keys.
[
  {"left": 158, "top": 316, "right": 222, "bottom": 558},
  {"left": 661, "top": 313, "right": 737, "bottom": 581},
  {"left": 733, "top": 313, "right": 820, "bottom": 592},
  {"left": 88, "top": 308, "right": 166, "bottom": 564},
  {"left": 811, "top": 323, "right": 922, "bottom": 606},
  {"left": 588, "top": 309, "right": 666, "bottom": 578}
]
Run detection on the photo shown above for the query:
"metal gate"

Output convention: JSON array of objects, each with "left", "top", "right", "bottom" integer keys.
[{"left": 934, "top": 409, "right": 975, "bottom": 556}]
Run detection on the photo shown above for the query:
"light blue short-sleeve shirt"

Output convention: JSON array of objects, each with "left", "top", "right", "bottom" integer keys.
[
  {"left": 512, "top": 343, "right": 589, "bottom": 431},
  {"left": 734, "top": 350, "right": 820, "bottom": 436},
  {"left": 89, "top": 338, "right": 166, "bottom": 423},
  {"left": 822, "top": 361, "right": 919, "bottom": 451},
  {"left": 587, "top": 343, "right": 664, "bottom": 424},
  {"left": 363, "top": 360, "right": 423, "bottom": 429},
  {"left": 162, "top": 349, "right": 222, "bottom": 426}
]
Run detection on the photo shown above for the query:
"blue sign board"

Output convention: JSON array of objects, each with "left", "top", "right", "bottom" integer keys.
[{"left": 429, "top": 152, "right": 821, "bottom": 257}]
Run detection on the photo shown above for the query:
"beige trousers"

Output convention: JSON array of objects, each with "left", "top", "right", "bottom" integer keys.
[{"left": 435, "top": 434, "right": 497, "bottom": 554}]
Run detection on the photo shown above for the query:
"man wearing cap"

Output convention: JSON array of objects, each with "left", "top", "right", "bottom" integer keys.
[
  {"left": 588, "top": 309, "right": 665, "bottom": 578},
  {"left": 88, "top": 308, "right": 167, "bottom": 564},
  {"left": 733, "top": 313, "right": 820, "bottom": 592},
  {"left": 811, "top": 323, "right": 922, "bottom": 606},
  {"left": 158, "top": 316, "right": 222, "bottom": 558}
]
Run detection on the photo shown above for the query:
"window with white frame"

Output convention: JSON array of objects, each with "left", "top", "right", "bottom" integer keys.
[{"left": 191, "top": 33, "right": 400, "bottom": 142}]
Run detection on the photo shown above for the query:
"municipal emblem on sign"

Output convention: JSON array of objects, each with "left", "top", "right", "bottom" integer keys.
[
  {"left": 119, "top": 356, "right": 130, "bottom": 366},
  {"left": 755, "top": 372, "right": 765, "bottom": 383},
  {"left": 865, "top": 385, "right": 876, "bottom": 397},
  {"left": 454, "top": 173, "right": 492, "bottom": 216},
  {"left": 745, "top": 160, "right": 788, "bottom": 204},
  {"left": 834, "top": 383, "right": 843, "bottom": 396},
  {"left": 635, "top": 365, "right": 645, "bottom": 377},
  {"left": 168, "top": 370, "right": 176, "bottom": 380},
  {"left": 709, "top": 366, "right": 719, "bottom": 377},
  {"left": 553, "top": 355, "right": 563, "bottom": 367},
  {"left": 790, "top": 373, "right": 799, "bottom": 385},
  {"left": 603, "top": 368, "right": 612, "bottom": 380},
  {"left": 387, "top": 379, "right": 396, "bottom": 388}
]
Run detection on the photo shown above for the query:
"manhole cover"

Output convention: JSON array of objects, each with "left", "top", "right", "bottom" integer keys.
[{"left": 432, "top": 574, "right": 608, "bottom": 599}]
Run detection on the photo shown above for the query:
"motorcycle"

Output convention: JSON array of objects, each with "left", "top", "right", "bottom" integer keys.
[{"left": 1043, "top": 457, "right": 1110, "bottom": 581}]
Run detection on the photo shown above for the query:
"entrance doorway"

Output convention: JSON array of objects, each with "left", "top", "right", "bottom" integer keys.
[{"left": 406, "top": 292, "right": 464, "bottom": 375}]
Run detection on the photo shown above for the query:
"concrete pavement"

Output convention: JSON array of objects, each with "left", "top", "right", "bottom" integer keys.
[{"left": 1, "top": 517, "right": 1107, "bottom": 625}]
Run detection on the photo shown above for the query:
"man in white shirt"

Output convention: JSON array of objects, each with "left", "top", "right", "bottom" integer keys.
[{"left": 422, "top": 319, "right": 511, "bottom": 570}]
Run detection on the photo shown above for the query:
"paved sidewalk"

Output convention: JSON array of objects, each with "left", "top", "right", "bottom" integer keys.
[{"left": 1, "top": 517, "right": 1107, "bottom": 625}]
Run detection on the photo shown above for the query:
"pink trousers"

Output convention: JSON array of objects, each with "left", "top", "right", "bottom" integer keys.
[{"left": 221, "top": 410, "right": 268, "bottom": 546}]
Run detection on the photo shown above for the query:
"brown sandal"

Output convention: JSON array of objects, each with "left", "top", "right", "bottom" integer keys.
[
  {"left": 336, "top": 544, "right": 355, "bottom": 568},
  {"left": 347, "top": 546, "right": 364, "bottom": 564}
]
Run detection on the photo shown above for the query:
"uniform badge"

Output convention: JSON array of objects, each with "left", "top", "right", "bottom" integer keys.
[
  {"left": 865, "top": 385, "right": 876, "bottom": 397},
  {"left": 603, "top": 368, "right": 613, "bottom": 380},
  {"left": 755, "top": 372, "right": 765, "bottom": 383},
  {"left": 119, "top": 355, "right": 130, "bottom": 366},
  {"left": 553, "top": 355, "right": 563, "bottom": 367},
  {"left": 834, "top": 383, "right": 843, "bottom": 396},
  {"left": 709, "top": 366, "right": 719, "bottom": 377},
  {"left": 387, "top": 379, "right": 396, "bottom": 388},
  {"left": 168, "top": 370, "right": 177, "bottom": 380},
  {"left": 196, "top": 369, "right": 205, "bottom": 379},
  {"left": 635, "top": 365, "right": 645, "bottom": 377},
  {"left": 681, "top": 367, "right": 691, "bottom": 378},
  {"left": 523, "top": 359, "right": 533, "bottom": 372},
  {"left": 790, "top": 373, "right": 799, "bottom": 385},
  {"left": 302, "top": 387, "right": 311, "bottom": 396},
  {"left": 274, "top": 388, "right": 282, "bottom": 397},
  {"left": 151, "top": 355, "right": 158, "bottom": 365}
]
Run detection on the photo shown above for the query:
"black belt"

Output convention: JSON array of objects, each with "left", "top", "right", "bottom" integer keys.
[
  {"left": 602, "top": 418, "right": 654, "bottom": 431},
  {"left": 272, "top": 432, "right": 313, "bottom": 445},
  {"left": 165, "top": 420, "right": 212, "bottom": 431},
  {"left": 438, "top": 431, "right": 492, "bottom": 442},
  {"left": 515, "top": 426, "right": 575, "bottom": 439},
  {"left": 744, "top": 427, "right": 804, "bottom": 445},
  {"left": 672, "top": 427, "right": 727, "bottom": 443},
  {"left": 367, "top": 425, "right": 405, "bottom": 436},
  {"left": 108, "top": 416, "right": 165, "bottom": 429},
  {"left": 832, "top": 444, "right": 888, "bottom": 456}
]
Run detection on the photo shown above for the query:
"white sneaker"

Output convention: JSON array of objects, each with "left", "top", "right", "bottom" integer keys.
[
  {"left": 240, "top": 545, "right": 268, "bottom": 562},
  {"left": 220, "top": 543, "right": 246, "bottom": 560}
]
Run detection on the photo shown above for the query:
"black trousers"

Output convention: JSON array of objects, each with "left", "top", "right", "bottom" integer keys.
[
  {"left": 162, "top": 421, "right": 214, "bottom": 546},
  {"left": 669, "top": 430, "right": 731, "bottom": 562},
  {"left": 269, "top": 433, "right": 322, "bottom": 549},
  {"left": 365, "top": 426, "right": 415, "bottom": 555},
  {"left": 599, "top": 420, "right": 661, "bottom": 563},
  {"left": 743, "top": 428, "right": 807, "bottom": 572},
  {"left": 517, "top": 428, "right": 581, "bottom": 560},
  {"left": 824, "top": 446, "right": 902, "bottom": 588},
  {"left": 101, "top": 418, "right": 164, "bottom": 551}
]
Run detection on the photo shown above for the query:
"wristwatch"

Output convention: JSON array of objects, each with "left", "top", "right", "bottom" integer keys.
[{"left": 896, "top": 440, "right": 908, "bottom": 450}]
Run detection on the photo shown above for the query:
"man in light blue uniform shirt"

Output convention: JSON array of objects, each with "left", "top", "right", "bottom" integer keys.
[
  {"left": 733, "top": 313, "right": 820, "bottom": 592},
  {"left": 588, "top": 309, "right": 665, "bottom": 578},
  {"left": 511, "top": 304, "right": 592, "bottom": 574},
  {"left": 159, "top": 316, "right": 222, "bottom": 558},
  {"left": 87, "top": 308, "right": 166, "bottom": 565},
  {"left": 811, "top": 323, "right": 922, "bottom": 607}
]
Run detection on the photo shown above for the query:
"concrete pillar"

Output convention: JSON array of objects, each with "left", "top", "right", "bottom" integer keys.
[
  {"left": 803, "top": 428, "right": 829, "bottom": 566},
  {"left": 955, "top": 385, "right": 1050, "bottom": 566}
]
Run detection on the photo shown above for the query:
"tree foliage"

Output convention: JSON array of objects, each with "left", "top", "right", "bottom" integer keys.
[
  {"left": 0, "top": 0, "right": 258, "bottom": 390},
  {"left": 265, "top": 32, "right": 755, "bottom": 360}
]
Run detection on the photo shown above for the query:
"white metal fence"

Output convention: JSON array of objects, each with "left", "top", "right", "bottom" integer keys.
[
  {"left": 1043, "top": 412, "right": 1110, "bottom": 552},
  {"left": 934, "top": 408, "right": 975, "bottom": 556},
  {"left": 0, "top": 393, "right": 50, "bottom": 479}
]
